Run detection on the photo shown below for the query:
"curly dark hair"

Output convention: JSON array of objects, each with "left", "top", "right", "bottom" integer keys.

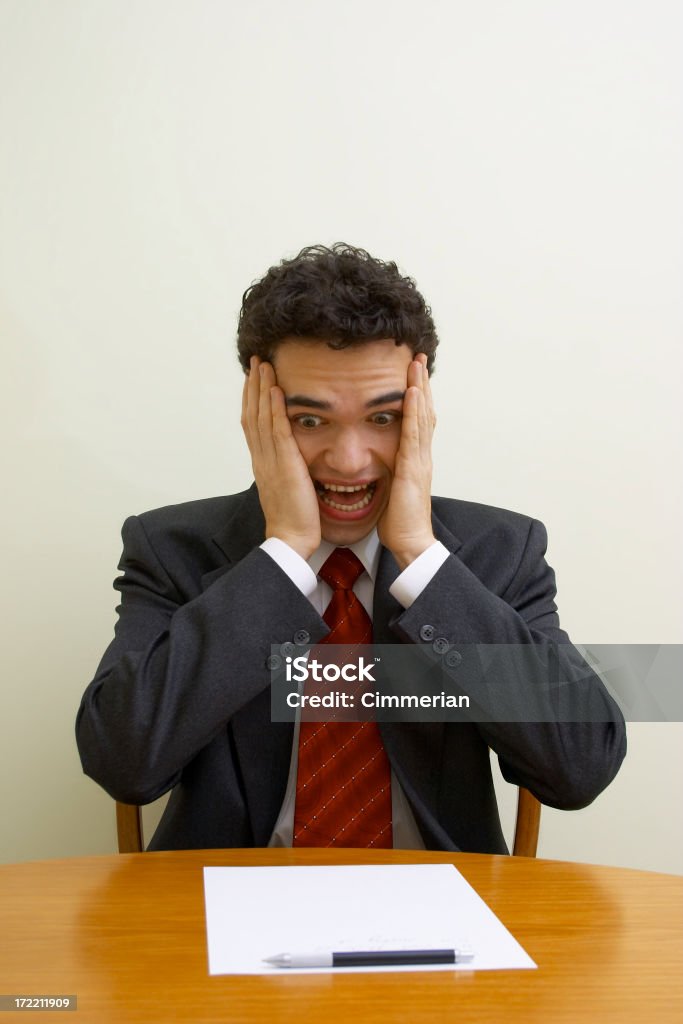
[{"left": 237, "top": 243, "right": 439, "bottom": 372}]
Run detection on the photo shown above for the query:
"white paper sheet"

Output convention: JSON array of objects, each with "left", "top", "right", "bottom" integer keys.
[{"left": 203, "top": 863, "right": 536, "bottom": 974}]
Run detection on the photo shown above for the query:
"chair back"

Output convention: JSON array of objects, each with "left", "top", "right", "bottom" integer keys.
[
  {"left": 512, "top": 787, "right": 541, "bottom": 857},
  {"left": 115, "top": 788, "right": 541, "bottom": 855},
  {"left": 116, "top": 801, "right": 144, "bottom": 853}
]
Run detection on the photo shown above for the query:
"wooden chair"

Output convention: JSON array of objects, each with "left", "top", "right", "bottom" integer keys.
[
  {"left": 116, "top": 801, "right": 144, "bottom": 854},
  {"left": 511, "top": 787, "right": 541, "bottom": 857},
  {"left": 116, "top": 787, "right": 541, "bottom": 856}
]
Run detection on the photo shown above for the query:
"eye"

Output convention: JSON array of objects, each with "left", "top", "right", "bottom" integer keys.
[
  {"left": 293, "top": 414, "right": 325, "bottom": 429},
  {"left": 370, "top": 411, "right": 400, "bottom": 426}
]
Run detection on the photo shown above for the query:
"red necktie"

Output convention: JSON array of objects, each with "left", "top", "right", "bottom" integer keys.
[{"left": 293, "top": 548, "right": 393, "bottom": 848}]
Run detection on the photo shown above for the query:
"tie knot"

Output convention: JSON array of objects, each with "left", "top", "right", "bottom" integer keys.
[{"left": 319, "top": 547, "right": 366, "bottom": 591}]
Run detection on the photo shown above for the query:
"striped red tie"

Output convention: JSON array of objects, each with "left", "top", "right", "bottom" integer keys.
[{"left": 293, "top": 547, "right": 393, "bottom": 848}]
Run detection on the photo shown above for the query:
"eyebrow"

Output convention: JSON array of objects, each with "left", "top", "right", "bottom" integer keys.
[{"left": 284, "top": 390, "right": 405, "bottom": 410}]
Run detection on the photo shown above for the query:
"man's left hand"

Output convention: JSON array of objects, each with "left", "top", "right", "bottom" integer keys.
[{"left": 378, "top": 354, "right": 437, "bottom": 571}]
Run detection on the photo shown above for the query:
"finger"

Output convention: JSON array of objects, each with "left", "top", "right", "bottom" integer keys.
[
  {"left": 241, "top": 374, "right": 248, "bottom": 430},
  {"left": 256, "top": 361, "right": 278, "bottom": 457},
  {"left": 405, "top": 366, "right": 434, "bottom": 464},
  {"left": 243, "top": 356, "right": 264, "bottom": 453},
  {"left": 406, "top": 358, "right": 423, "bottom": 391},
  {"left": 270, "top": 383, "right": 305, "bottom": 460},
  {"left": 398, "top": 386, "right": 421, "bottom": 456},
  {"left": 414, "top": 353, "right": 436, "bottom": 431},
  {"left": 422, "top": 366, "right": 436, "bottom": 431},
  {"left": 270, "top": 384, "right": 293, "bottom": 440},
  {"left": 406, "top": 359, "right": 433, "bottom": 436},
  {"left": 244, "top": 356, "right": 261, "bottom": 422}
]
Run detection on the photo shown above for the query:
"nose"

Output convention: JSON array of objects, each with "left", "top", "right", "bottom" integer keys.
[{"left": 322, "top": 428, "right": 372, "bottom": 478}]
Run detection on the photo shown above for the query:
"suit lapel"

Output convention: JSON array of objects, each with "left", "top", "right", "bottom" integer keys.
[
  {"left": 372, "top": 505, "right": 463, "bottom": 637},
  {"left": 372, "top": 546, "right": 402, "bottom": 643},
  {"left": 431, "top": 507, "right": 463, "bottom": 559},
  {"left": 199, "top": 484, "right": 266, "bottom": 590},
  {"left": 230, "top": 695, "right": 294, "bottom": 846}
]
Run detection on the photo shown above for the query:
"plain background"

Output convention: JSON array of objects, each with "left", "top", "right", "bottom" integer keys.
[{"left": 0, "top": 0, "right": 681, "bottom": 872}]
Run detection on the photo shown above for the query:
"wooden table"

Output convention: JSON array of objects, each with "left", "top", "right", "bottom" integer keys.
[{"left": 1, "top": 848, "right": 681, "bottom": 1023}]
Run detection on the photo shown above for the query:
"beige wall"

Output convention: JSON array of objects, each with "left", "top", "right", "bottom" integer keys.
[{"left": 1, "top": 0, "right": 681, "bottom": 872}]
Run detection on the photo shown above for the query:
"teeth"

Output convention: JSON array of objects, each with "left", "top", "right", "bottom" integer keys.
[
  {"left": 322, "top": 483, "right": 367, "bottom": 493},
  {"left": 318, "top": 482, "right": 376, "bottom": 512},
  {"left": 321, "top": 492, "right": 373, "bottom": 512}
]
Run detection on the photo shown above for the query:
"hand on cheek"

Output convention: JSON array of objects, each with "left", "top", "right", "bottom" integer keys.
[
  {"left": 378, "top": 355, "right": 436, "bottom": 571},
  {"left": 241, "top": 357, "right": 321, "bottom": 560}
]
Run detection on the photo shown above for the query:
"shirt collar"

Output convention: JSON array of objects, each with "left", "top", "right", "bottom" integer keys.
[{"left": 308, "top": 529, "right": 381, "bottom": 584}]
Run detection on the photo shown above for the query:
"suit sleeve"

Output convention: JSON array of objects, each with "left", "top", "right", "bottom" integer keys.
[
  {"left": 75, "top": 515, "right": 327, "bottom": 804},
  {"left": 388, "top": 518, "right": 626, "bottom": 810}
]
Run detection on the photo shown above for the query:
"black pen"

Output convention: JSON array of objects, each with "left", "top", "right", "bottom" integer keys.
[{"left": 264, "top": 948, "right": 475, "bottom": 968}]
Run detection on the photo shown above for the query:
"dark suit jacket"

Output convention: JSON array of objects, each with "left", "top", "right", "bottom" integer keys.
[{"left": 76, "top": 485, "right": 626, "bottom": 852}]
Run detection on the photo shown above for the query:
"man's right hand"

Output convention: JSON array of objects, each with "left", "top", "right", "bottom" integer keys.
[{"left": 241, "top": 356, "right": 322, "bottom": 560}]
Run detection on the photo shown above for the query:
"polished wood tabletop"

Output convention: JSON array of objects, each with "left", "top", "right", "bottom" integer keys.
[{"left": 1, "top": 847, "right": 681, "bottom": 1023}]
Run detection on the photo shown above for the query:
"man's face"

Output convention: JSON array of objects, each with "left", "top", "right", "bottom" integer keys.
[{"left": 272, "top": 338, "right": 414, "bottom": 546}]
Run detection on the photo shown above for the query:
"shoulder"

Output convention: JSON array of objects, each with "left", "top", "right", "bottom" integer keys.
[
  {"left": 431, "top": 496, "right": 548, "bottom": 580},
  {"left": 119, "top": 488, "right": 260, "bottom": 586},
  {"left": 133, "top": 490, "right": 254, "bottom": 538},
  {"left": 432, "top": 495, "right": 541, "bottom": 540}
]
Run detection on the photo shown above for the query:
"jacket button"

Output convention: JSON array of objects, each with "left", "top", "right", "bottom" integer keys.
[
  {"left": 293, "top": 629, "right": 311, "bottom": 645},
  {"left": 280, "top": 641, "right": 296, "bottom": 657},
  {"left": 419, "top": 624, "right": 436, "bottom": 641},
  {"left": 445, "top": 650, "right": 462, "bottom": 668},
  {"left": 433, "top": 637, "right": 450, "bottom": 655},
  {"left": 266, "top": 654, "right": 282, "bottom": 671}
]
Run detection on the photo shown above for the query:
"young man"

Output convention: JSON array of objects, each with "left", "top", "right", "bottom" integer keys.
[{"left": 76, "top": 243, "right": 626, "bottom": 852}]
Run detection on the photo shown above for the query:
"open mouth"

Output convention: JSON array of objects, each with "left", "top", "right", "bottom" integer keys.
[{"left": 314, "top": 480, "right": 378, "bottom": 513}]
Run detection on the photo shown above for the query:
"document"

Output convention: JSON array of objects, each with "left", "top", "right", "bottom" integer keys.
[{"left": 203, "top": 863, "right": 536, "bottom": 974}]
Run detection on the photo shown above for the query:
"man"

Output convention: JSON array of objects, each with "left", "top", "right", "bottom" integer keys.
[{"left": 76, "top": 243, "right": 626, "bottom": 852}]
